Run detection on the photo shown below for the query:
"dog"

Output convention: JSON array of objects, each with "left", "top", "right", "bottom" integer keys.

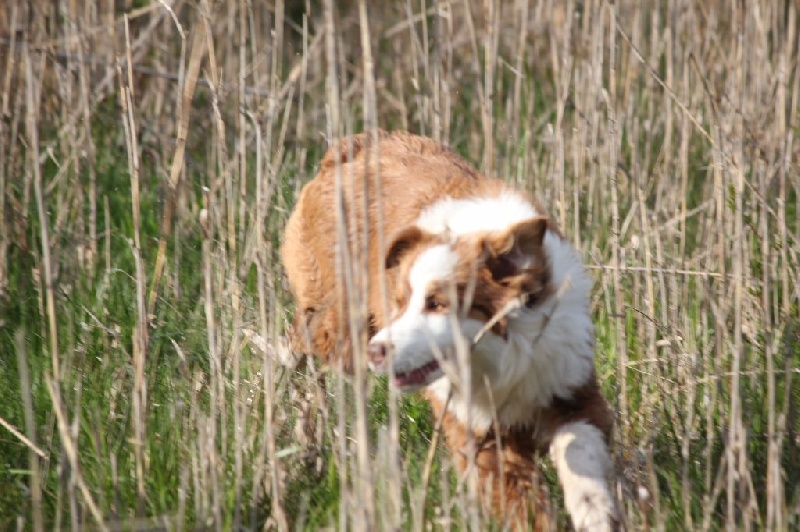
[{"left": 281, "top": 130, "right": 618, "bottom": 531}]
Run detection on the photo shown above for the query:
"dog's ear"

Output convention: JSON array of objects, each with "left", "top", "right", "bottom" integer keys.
[
  {"left": 483, "top": 218, "right": 547, "bottom": 281},
  {"left": 385, "top": 226, "right": 430, "bottom": 269}
]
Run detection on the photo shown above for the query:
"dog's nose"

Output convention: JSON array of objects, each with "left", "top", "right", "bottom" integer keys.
[{"left": 367, "top": 341, "right": 388, "bottom": 368}]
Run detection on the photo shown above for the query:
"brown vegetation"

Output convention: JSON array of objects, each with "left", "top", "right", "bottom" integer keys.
[{"left": 1, "top": 0, "right": 798, "bottom": 530}]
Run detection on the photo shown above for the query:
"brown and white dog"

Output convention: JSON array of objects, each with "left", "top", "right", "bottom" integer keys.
[{"left": 281, "top": 131, "right": 618, "bottom": 531}]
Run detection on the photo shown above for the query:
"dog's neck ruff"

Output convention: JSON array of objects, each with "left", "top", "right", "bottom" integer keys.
[{"left": 429, "top": 233, "right": 594, "bottom": 432}]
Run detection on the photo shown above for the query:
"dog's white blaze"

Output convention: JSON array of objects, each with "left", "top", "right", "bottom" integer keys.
[
  {"left": 370, "top": 245, "right": 476, "bottom": 388},
  {"left": 416, "top": 193, "right": 539, "bottom": 236},
  {"left": 407, "top": 244, "right": 458, "bottom": 295},
  {"left": 549, "top": 422, "right": 616, "bottom": 532}
]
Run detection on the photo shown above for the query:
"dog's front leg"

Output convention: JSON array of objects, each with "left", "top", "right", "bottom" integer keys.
[{"left": 549, "top": 421, "right": 619, "bottom": 532}]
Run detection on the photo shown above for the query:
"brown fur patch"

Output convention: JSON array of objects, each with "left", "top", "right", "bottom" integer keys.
[{"left": 425, "top": 375, "right": 613, "bottom": 531}]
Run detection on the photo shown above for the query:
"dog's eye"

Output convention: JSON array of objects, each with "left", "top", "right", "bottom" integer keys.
[{"left": 425, "top": 294, "right": 447, "bottom": 312}]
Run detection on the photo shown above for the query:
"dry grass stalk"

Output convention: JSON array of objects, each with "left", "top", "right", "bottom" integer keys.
[
  {"left": 25, "top": 42, "right": 61, "bottom": 381},
  {"left": 147, "top": 12, "right": 199, "bottom": 315},
  {"left": 46, "top": 376, "right": 107, "bottom": 530},
  {"left": 14, "top": 328, "right": 44, "bottom": 532}
]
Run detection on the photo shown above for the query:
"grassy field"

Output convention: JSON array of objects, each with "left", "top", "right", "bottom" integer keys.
[{"left": 1, "top": 0, "right": 799, "bottom": 530}]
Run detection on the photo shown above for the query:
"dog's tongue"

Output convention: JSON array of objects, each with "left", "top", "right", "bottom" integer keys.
[{"left": 393, "top": 360, "right": 440, "bottom": 388}]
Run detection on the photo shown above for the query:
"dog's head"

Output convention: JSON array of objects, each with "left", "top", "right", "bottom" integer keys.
[{"left": 367, "top": 217, "right": 554, "bottom": 393}]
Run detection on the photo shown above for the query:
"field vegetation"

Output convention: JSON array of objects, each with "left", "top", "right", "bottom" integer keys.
[{"left": 0, "top": 0, "right": 798, "bottom": 529}]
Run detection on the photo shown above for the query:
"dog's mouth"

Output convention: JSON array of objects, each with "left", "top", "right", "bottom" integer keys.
[{"left": 393, "top": 359, "right": 443, "bottom": 392}]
